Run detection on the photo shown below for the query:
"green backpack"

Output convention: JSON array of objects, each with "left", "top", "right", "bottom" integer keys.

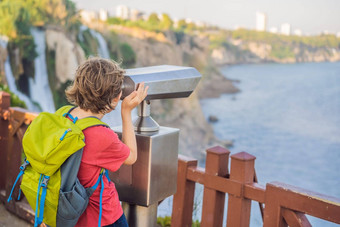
[{"left": 7, "top": 105, "right": 111, "bottom": 227}]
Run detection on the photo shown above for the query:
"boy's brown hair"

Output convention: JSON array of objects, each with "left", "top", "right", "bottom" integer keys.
[{"left": 66, "top": 57, "right": 125, "bottom": 114}]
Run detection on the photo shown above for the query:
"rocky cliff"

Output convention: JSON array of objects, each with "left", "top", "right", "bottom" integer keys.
[
  {"left": 211, "top": 39, "right": 340, "bottom": 65},
  {"left": 45, "top": 29, "right": 85, "bottom": 84}
]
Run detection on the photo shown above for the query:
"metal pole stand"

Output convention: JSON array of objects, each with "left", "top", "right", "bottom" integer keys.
[{"left": 122, "top": 202, "right": 158, "bottom": 227}]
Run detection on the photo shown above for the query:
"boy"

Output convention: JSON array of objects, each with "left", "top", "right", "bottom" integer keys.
[{"left": 64, "top": 57, "right": 148, "bottom": 226}]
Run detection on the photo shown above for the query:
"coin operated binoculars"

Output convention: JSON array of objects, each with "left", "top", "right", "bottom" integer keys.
[{"left": 110, "top": 65, "right": 201, "bottom": 227}]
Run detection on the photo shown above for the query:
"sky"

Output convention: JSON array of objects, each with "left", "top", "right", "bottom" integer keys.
[{"left": 72, "top": 0, "right": 340, "bottom": 35}]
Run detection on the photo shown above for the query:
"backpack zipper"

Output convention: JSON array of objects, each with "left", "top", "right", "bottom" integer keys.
[{"left": 60, "top": 128, "right": 72, "bottom": 141}]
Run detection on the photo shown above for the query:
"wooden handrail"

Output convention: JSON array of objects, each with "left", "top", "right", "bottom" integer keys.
[{"left": 172, "top": 149, "right": 340, "bottom": 227}]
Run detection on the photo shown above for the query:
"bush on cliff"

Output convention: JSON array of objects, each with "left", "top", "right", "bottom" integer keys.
[{"left": 0, "top": 83, "right": 26, "bottom": 108}]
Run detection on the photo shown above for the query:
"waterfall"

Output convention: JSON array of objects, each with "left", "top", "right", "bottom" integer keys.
[
  {"left": 29, "top": 28, "right": 55, "bottom": 113},
  {"left": 0, "top": 37, "right": 39, "bottom": 111},
  {"left": 89, "top": 29, "right": 111, "bottom": 59}
]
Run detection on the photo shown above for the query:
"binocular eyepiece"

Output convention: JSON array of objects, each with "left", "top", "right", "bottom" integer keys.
[{"left": 119, "top": 65, "right": 201, "bottom": 132}]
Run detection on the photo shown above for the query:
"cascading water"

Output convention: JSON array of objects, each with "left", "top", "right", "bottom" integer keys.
[
  {"left": 89, "top": 29, "right": 111, "bottom": 59},
  {"left": 0, "top": 36, "right": 39, "bottom": 111},
  {"left": 30, "top": 28, "right": 55, "bottom": 113}
]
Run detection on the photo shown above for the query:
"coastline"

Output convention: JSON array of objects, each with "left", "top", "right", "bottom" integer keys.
[{"left": 197, "top": 65, "right": 240, "bottom": 99}]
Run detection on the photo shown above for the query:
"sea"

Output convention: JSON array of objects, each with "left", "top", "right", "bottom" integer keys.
[{"left": 158, "top": 62, "right": 340, "bottom": 227}]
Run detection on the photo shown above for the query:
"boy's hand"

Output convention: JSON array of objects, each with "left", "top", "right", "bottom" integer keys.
[{"left": 121, "top": 82, "right": 148, "bottom": 112}]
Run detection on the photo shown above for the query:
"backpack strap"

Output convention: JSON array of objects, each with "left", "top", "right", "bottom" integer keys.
[
  {"left": 7, "top": 160, "right": 30, "bottom": 202},
  {"left": 55, "top": 105, "right": 109, "bottom": 130},
  {"left": 89, "top": 169, "right": 111, "bottom": 227},
  {"left": 35, "top": 174, "right": 50, "bottom": 227}
]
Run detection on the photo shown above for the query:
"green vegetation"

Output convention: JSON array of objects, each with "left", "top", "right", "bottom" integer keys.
[
  {"left": 207, "top": 28, "right": 340, "bottom": 61},
  {"left": 107, "top": 13, "right": 205, "bottom": 34},
  {"left": 119, "top": 43, "right": 136, "bottom": 68},
  {"left": 53, "top": 80, "right": 72, "bottom": 109},
  {"left": 0, "top": 0, "right": 80, "bottom": 100},
  {"left": 270, "top": 43, "right": 295, "bottom": 59},
  {"left": 104, "top": 31, "right": 136, "bottom": 67},
  {"left": 0, "top": 0, "right": 80, "bottom": 39},
  {"left": 0, "top": 83, "right": 26, "bottom": 108},
  {"left": 157, "top": 216, "right": 171, "bottom": 227},
  {"left": 107, "top": 14, "right": 171, "bottom": 32},
  {"left": 231, "top": 29, "right": 340, "bottom": 48}
]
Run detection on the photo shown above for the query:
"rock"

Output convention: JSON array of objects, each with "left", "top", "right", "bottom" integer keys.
[
  {"left": 196, "top": 68, "right": 240, "bottom": 99},
  {"left": 152, "top": 92, "right": 216, "bottom": 159},
  {"left": 208, "top": 115, "right": 218, "bottom": 123},
  {"left": 45, "top": 29, "right": 85, "bottom": 84},
  {"left": 119, "top": 34, "right": 182, "bottom": 67}
]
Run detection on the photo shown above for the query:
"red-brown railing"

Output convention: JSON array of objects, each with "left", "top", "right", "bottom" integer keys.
[
  {"left": 171, "top": 146, "right": 340, "bottom": 227},
  {"left": 1, "top": 91, "right": 340, "bottom": 226},
  {"left": 0, "top": 92, "right": 38, "bottom": 224}
]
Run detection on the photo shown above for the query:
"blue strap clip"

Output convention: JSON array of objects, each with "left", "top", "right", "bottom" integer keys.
[
  {"left": 7, "top": 160, "right": 30, "bottom": 202},
  {"left": 34, "top": 175, "right": 50, "bottom": 227}
]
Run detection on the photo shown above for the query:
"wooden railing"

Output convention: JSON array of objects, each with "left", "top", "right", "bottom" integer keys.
[
  {"left": 0, "top": 92, "right": 38, "bottom": 224},
  {"left": 171, "top": 147, "right": 340, "bottom": 227},
  {"left": 1, "top": 91, "right": 340, "bottom": 226}
]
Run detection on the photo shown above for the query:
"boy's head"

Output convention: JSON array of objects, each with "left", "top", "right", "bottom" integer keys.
[{"left": 66, "top": 57, "right": 125, "bottom": 114}]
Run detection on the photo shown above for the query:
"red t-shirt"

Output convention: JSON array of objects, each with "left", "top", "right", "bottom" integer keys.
[{"left": 75, "top": 126, "right": 130, "bottom": 227}]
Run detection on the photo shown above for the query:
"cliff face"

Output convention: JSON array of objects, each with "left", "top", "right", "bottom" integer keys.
[
  {"left": 211, "top": 39, "right": 340, "bottom": 65},
  {"left": 45, "top": 29, "right": 85, "bottom": 84},
  {"left": 119, "top": 34, "right": 183, "bottom": 67}
]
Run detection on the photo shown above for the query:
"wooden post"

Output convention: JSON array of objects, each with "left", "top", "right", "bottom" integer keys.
[
  {"left": 0, "top": 92, "right": 10, "bottom": 190},
  {"left": 227, "top": 152, "right": 255, "bottom": 227},
  {"left": 171, "top": 155, "right": 197, "bottom": 227},
  {"left": 201, "top": 146, "right": 230, "bottom": 227}
]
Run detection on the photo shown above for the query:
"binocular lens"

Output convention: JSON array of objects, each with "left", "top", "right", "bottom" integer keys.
[{"left": 121, "top": 76, "right": 136, "bottom": 100}]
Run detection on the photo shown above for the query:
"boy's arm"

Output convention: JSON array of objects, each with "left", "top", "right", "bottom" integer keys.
[
  {"left": 121, "top": 108, "right": 137, "bottom": 165},
  {"left": 121, "top": 82, "right": 148, "bottom": 165}
]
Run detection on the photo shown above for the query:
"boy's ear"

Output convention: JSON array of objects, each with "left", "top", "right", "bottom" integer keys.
[{"left": 114, "top": 92, "right": 122, "bottom": 102}]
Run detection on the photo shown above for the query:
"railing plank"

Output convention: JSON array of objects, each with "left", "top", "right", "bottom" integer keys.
[
  {"left": 282, "top": 208, "right": 312, "bottom": 227},
  {"left": 264, "top": 182, "right": 340, "bottom": 226},
  {"left": 171, "top": 155, "right": 197, "bottom": 227},
  {"left": 0, "top": 92, "right": 10, "bottom": 190},
  {"left": 227, "top": 152, "right": 256, "bottom": 227},
  {"left": 201, "top": 146, "right": 229, "bottom": 227},
  {"left": 244, "top": 183, "right": 266, "bottom": 203}
]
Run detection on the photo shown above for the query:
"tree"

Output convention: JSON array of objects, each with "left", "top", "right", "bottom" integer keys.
[
  {"left": 160, "top": 13, "right": 173, "bottom": 30},
  {"left": 147, "top": 13, "right": 160, "bottom": 29},
  {"left": 176, "top": 19, "right": 187, "bottom": 31}
]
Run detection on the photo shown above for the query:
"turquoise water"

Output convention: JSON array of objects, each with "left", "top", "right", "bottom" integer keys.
[{"left": 200, "top": 62, "right": 340, "bottom": 226}]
